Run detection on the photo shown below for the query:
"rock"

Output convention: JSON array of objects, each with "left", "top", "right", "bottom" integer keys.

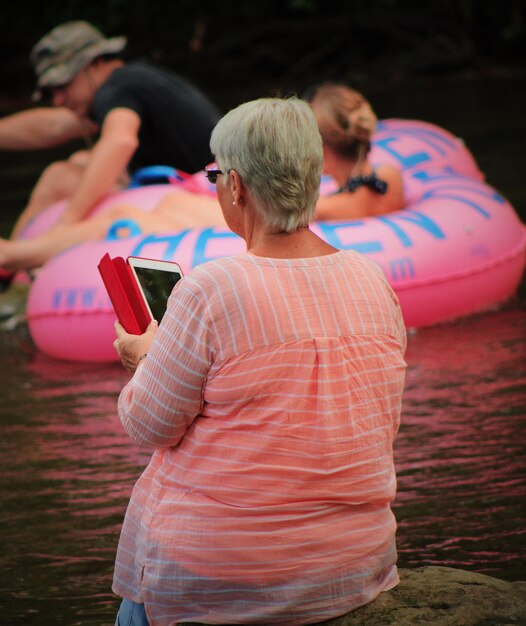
[
  {"left": 179, "top": 567, "right": 526, "bottom": 625},
  {"left": 319, "top": 567, "right": 526, "bottom": 625},
  {"left": 0, "top": 282, "right": 29, "bottom": 330}
]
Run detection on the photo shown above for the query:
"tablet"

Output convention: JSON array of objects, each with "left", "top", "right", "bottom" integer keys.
[{"left": 127, "top": 256, "right": 184, "bottom": 323}]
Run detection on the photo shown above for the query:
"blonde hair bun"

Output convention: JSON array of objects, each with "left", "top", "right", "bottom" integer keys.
[
  {"left": 307, "top": 84, "right": 377, "bottom": 157},
  {"left": 347, "top": 101, "right": 377, "bottom": 142}
]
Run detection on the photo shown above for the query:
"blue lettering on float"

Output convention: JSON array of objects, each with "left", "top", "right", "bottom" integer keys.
[
  {"left": 390, "top": 257, "right": 415, "bottom": 280},
  {"left": 52, "top": 286, "right": 108, "bottom": 310},
  {"left": 378, "top": 210, "right": 445, "bottom": 248},
  {"left": 412, "top": 170, "right": 504, "bottom": 219},
  {"left": 421, "top": 186, "right": 502, "bottom": 220},
  {"left": 316, "top": 221, "right": 383, "bottom": 253},
  {"left": 65, "top": 288, "right": 76, "bottom": 308},
  {"left": 391, "top": 128, "right": 458, "bottom": 152},
  {"left": 411, "top": 167, "right": 458, "bottom": 182},
  {"left": 81, "top": 288, "right": 96, "bottom": 308},
  {"left": 52, "top": 288, "right": 77, "bottom": 309},
  {"left": 52, "top": 289, "right": 62, "bottom": 309},
  {"left": 423, "top": 189, "right": 492, "bottom": 218},
  {"left": 374, "top": 126, "right": 464, "bottom": 169},
  {"left": 130, "top": 231, "right": 191, "bottom": 259},
  {"left": 374, "top": 137, "right": 432, "bottom": 169},
  {"left": 192, "top": 228, "right": 242, "bottom": 266}
]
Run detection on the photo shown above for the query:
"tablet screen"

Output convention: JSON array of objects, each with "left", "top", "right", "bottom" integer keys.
[{"left": 130, "top": 262, "right": 183, "bottom": 322}]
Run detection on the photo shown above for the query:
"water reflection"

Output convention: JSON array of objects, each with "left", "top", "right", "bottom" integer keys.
[
  {"left": 1, "top": 333, "right": 150, "bottom": 624},
  {"left": 395, "top": 305, "right": 526, "bottom": 582},
  {"left": 0, "top": 301, "right": 525, "bottom": 624}
]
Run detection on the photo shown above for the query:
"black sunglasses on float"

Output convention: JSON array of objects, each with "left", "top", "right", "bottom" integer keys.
[{"left": 205, "top": 163, "right": 223, "bottom": 184}]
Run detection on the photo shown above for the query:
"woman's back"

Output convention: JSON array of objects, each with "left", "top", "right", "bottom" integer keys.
[{"left": 114, "top": 250, "right": 407, "bottom": 625}]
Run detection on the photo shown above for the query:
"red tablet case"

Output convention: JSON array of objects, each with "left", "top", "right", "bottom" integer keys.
[{"left": 98, "top": 253, "right": 152, "bottom": 334}]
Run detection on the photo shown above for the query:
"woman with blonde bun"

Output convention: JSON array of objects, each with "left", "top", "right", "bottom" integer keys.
[{"left": 305, "top": 83, "right": 404, "bottom": 219}]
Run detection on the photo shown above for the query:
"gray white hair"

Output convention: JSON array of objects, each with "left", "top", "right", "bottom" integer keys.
[{"left": 210, "top": 97, "right": 323, "bottom": 232}]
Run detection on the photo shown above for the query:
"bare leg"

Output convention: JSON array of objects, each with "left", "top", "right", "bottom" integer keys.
[
  {"left": 0, "top": 191, "right": 224, "bottom": 272},
  {"left": 10, "top": 150, "right": 91, "bottom": 240},
  {"left": 1, "top": 218, "right": 110, "bottom": 272},
  {"left": 152, "top": 191, "right": 225, "bottom": 229}
]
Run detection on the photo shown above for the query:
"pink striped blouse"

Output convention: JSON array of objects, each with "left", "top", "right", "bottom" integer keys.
[{"left": 113, "top": 249, "right": 407, "bottom": 625}]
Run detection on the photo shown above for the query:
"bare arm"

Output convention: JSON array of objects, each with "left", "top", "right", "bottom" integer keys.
[
  {"left": 0, "top": 107, "right": 97, "bottom": 150},
  {"left": 315, "top": 190, "right": 373, "bottom": 220},
  {"left": 315, "top": 166, "right": 405, "bottom": 220},
  {"left": 58, "top": 107, "right": 140, "bottom": 224},
  {"left": 116, "top": 282, "right": 211, "bottom": 449}
]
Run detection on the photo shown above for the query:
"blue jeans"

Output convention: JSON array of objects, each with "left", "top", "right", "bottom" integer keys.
[{"left": 115, "top": 599, "right": 150, "bottom": 626}]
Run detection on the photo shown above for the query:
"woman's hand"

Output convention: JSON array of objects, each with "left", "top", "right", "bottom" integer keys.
[{"left": 113, "top": 319, "right": 158, "bottom": 374}]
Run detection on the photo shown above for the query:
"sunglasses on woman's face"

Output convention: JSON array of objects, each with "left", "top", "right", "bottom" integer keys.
[{"left": 205, "top": 163, "right": 223, "bottom": 184}]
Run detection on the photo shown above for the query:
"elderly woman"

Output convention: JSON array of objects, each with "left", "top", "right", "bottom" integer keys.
[
  {"left": 305, "top": 83, "right": 405, "bottom": 219},
  {"left": 112, "top": 97, "right": 407, "bottom": 625}
]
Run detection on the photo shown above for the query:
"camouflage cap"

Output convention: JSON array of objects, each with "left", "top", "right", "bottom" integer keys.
[{"left": 30, "top": 21, "right": 126, "bottom": 100}]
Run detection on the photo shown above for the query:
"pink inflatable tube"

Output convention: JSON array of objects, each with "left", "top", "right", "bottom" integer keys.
[{"left": 25, "top": 119, "right": 526, "bottom": 361}]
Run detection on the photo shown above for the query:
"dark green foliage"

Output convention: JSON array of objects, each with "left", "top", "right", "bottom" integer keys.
[{"left": 0, "top": 0, "right": 524, "bottom": 111}]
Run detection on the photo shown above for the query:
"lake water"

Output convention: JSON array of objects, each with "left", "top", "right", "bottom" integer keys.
[
  {"left": 1, "top": 302, "right": 524, "bottom": 625},
  {"left": 0, "top": 72, "right": 525, "bottom": 623}
]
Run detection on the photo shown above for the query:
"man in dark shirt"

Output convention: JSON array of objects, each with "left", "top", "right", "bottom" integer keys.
[{"left": 0, "top": 21, "right": 221, "bottom": 238}]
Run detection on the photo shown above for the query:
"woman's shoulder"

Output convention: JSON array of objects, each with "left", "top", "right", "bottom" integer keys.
[
  {"left": 185, "top": 254, "right": 253, "bottom": 285},
  {"left": 171, "top": 256, "right": 250, "bottom": 311}
]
